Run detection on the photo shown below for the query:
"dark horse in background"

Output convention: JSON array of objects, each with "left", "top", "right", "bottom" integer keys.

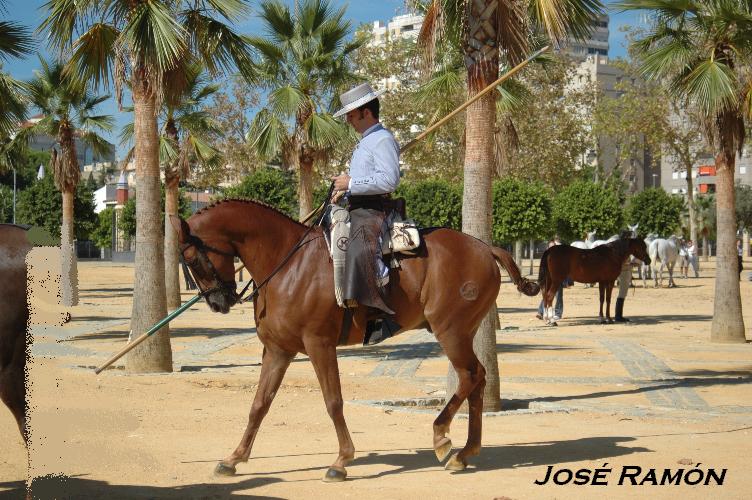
[
  {"left": 538, "top": 238, "right": 651, "bottom": 325},
  {"left": 171, "top": 199, "right": 539, "bottom": 481},
  {"left": 0, "top": 224, "right": 31, "bottom": 443}
]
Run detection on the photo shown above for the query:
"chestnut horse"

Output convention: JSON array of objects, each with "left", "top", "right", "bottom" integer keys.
[
  {"left": 0, "top": 224, "right": 31, "bottom": 443},
  {"left": 170, "top": 199, "right": 539, "bottom": 481},
  {"left": 538, "top": 238, "right": 651, "bottom": 325}
]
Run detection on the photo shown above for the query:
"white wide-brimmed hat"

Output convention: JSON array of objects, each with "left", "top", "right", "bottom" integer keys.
[{"left": 333, "top": 83, "right": 385, "bottom": 118}]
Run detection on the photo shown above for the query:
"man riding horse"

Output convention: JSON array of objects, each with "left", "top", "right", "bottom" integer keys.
[{"left": 331, "top": 83, "right": 401, "bottom": 345}]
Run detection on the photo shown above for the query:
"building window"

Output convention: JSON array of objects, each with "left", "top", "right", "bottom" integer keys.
[
  {"left": 672, "top": 172, "right": 678, "bottom": 179},
  {"left": 672, "top": 188, "right": 679, "bottom": 194},
  {"left": 741, "top": 166, "right": 747, "bottom": 174}
]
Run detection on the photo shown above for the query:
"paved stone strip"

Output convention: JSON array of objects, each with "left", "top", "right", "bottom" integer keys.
[
  {"left": 600, "top": 339, "right": 710, "bottom": 410},
  {"left": 369, "top": 330, "right": 439, "bottom": 377}
]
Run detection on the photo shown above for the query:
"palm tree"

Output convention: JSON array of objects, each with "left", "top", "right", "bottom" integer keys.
[
  {"left": 618, "top": 0, "right": 747, "bottom": 343},
  {"left": 246, "top": 0, "right": 360, "bottom": 220},
  {"left": 121, "top": 64, "right": 223, "bottom": 310},
  {"left": 25, "top": 57, "right": 113, "bottom": 306},
  {"left": 416, "top": 0, "right": 604, "bottom": 410},
  {"left": 0, "top": 2, "right": 32, "bottom": 162},
  {"left": 41, "top": 0, "right": 253, "bottom": 372}
]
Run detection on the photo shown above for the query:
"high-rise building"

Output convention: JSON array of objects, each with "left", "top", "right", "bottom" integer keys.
[{"left": 559, "top": 14, "right": 610, "bottom": 61}]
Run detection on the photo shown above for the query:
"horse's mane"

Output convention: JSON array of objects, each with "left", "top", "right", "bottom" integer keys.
[{"left": 194, "top": 198, "right": 308, "bottom": 229}]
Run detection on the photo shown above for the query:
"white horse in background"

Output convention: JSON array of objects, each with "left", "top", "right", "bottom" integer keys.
[
  {"left": 640, "top": 233, "right": 659, "bottom": 286},
  {"left": 648, "top": 235, "right": 679, "bottom": 288},
  {"left": 591, "top": 234, "right": 619, "bottom": 248},
  {"left": 571, "top": 230, "right": 596, "bottom": 250}
]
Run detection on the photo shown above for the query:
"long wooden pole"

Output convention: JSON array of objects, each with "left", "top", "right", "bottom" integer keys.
[
  {"left": 400, "top": 45, "right": 550, "bottom": 153},
  {"left": 94, "top": 263, "right": 246, "bottom": 374}
]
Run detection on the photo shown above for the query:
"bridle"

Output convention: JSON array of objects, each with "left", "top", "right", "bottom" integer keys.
[
  {"left": 180, "top": 234, "right": 240, "bottom": 300},
  {"left": 180, "top": 182, "right": 336, "bottom": 306}
]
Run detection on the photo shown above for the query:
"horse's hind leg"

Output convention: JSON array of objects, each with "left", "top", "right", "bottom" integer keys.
[
  {"left": 604, "top": 282, "right": 614, "bottom": 323},
  {"left": 305, "top": 338, "right": 355, "bottom": 482},
  {"left": 216, "top": 345, "right": 295, "bottom": 476},
  {"left": 432, "top": 332, "right": 485, "bottom": 470},
  {"left": 598, "top": 284, "right": 606, "bottom": 323}
]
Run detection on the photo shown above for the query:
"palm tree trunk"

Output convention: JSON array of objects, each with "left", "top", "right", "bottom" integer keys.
[
  {"left": 702, "top": 235, "right": 709, "bottom": 262},
  {"left": 127, "top": 81, "right": 172, "bottom": 372},
  {"left": 514, "top": 240, "right": 523, "bottom": 267},
  {"left": 60, "top": 189, "right": 78, "bottom": 306},
  {"left": 164, "top": 174, "right": 181, "bottom": 310},
  {"left": 298, "top": 157, "right": 314, "bottom": 221},
  {"left": 686, "top": 164, "right": 697, "bottom": 244},
  {"left": 529, "top": 239, "right": 534, "bottom": 276},
  {"left": 710, "top": 150, "right": 745, "bottom": 342},
  {"left": 447, "top": 63, "right": 501, "bottom": 412}
]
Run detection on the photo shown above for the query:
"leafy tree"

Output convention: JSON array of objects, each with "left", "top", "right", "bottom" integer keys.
[
  {"left": 619, "top": 0, "right": 748, "bottom": 342},
  {"left": 552, "top": 180, "right": 623, "bottom": 242},
  {"left": 16, "top": 168, "right": 97, "bottom": 241},
  {"left": 0, "top": 184, "right": 12, "bottom": 223},
  {"left": 395, "top": 179, "right": 462, "bottom": 230},
  {"left": 0, "top": 149, "right": 50, "bottom": 192},
  {"left": 91, "top": 206, "right": 114, "bottom": 249},
  {"left": 492, "top": 178, "right": 552, "bottom": 244},
  {"left": 501, "top": 55, "right": 596, "bottom": 190},
  {"left": 207, "top": 75, "right": 261, "bottom": 183},
  {"left": 626, "top": 188, "right": 683, "bottom": 236},
  {"left": 220, "top": 167, "right": 298, "bottom": 217},
  {"left": 120, "top": 186, "right": 193, "bottom": 239},
  {"left": 735, "top": 183, "right": 752, "bottom": 231},
  {"left": 42, "top": 0, "right": 254, "bottom": 371},
  {"left": 246, "top": 0, "right": 360, "bottom": 220},
  {"left": 24, "top": 56, "right": 113, "bottom": 306}
]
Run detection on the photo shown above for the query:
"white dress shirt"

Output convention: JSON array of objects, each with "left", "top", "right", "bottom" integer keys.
[{"left": 347, "top": 123, "right": 400, "bottom": 196}]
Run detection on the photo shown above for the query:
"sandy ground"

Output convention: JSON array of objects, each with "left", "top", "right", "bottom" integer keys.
[{"left": 1, "top": 253, "right": 752, "bottom": 499}]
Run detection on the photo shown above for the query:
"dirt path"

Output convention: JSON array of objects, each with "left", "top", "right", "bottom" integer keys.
[{"left": 1, "top": 256, "right": 751, "bottom": 499}]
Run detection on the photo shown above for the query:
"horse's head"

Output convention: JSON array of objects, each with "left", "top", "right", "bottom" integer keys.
[
  {"left": 170, "top": 215, "right": 238, "bottom": 314},
  {"left": 630, "top": 238, "right": 651, "bottom": 266},
  {"left": 628, "top": 223, "right": 639, "bottom": 237}
]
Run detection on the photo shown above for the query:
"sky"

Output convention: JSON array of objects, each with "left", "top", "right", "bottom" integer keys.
[{"left": 2, "top": 0, "right": 646, "bottom": 159}]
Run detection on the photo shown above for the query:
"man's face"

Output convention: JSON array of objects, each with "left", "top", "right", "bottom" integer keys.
[{"left": 345, "top": 108, "right": 373, "bottom": 134}]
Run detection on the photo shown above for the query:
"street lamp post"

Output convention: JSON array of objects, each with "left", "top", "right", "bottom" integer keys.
[{"left": 652, "top": 173, "right": 657, "bottom": 188}]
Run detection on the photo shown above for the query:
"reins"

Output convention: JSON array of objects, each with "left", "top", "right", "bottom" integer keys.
[{"left": 183, "top": 182, "right": 335, "bottom": 306}]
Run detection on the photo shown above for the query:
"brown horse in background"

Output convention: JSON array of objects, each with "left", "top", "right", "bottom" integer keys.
[
  {"left": 170, "top": 199, "right": 539, "bottom": 481},
  {"left": 538, "top": 238, "right": 651, "bottom": 325},
  {"left": 0, "top": 224, "right": 31, "bottom": 443}
]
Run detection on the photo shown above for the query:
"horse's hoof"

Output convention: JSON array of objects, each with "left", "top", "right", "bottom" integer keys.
[
  {"left": 435, "top": 437, "right": 452, "bottom": 462},
  {"left": 214, "top": 462, "right": 237, "bottom": 476},
  {"left": 323, "top": 466, "right": 347, "bottom": 482},
  {"left": 549, "top": 321, "right": 558, "bottom": 327},
  {"left": 445, "top": 453, "right": 466, "bottom": 471}
]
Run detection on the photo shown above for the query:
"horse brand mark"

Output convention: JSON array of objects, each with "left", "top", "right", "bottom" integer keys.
[
  {"left": 336, "top": 236, "right": 349, "bottom": 252},
  {"left": 460, "top": 281, "right": 479, "bottom": 301}
]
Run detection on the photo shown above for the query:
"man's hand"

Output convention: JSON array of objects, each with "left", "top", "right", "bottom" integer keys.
[{"left": 330, "top": 173, "right": 351, "bottom": 202}]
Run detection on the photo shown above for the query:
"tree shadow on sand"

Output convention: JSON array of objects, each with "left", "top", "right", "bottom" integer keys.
[{"left": 2, "top": 474, "right": 285, "bottom": 499}]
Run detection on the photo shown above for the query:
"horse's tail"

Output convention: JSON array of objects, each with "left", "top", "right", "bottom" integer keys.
[
  {"left": 537, "top": 248, "right": 550, "bottom": 290},
  {"left": 491, "top": 246, "right": 540, "bottom": 296}
]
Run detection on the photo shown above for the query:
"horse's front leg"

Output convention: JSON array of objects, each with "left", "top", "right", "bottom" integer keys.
[
  {"left": 215, "top": 345, "right": 295, "bottom": 476},
  {"left": 304, "top": 338, "right": 355, "bottom": 482}
]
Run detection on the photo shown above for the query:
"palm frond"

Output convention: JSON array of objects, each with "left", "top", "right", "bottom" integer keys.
[
  {"left": 121, "top": 1, "right": 187, "bottom": 73},
  {"left": 304, "top": 112, "right": 343, "bottom": 149},
  {"left": 68, "top": 22, "right": 119, "bottom": 89},
  {"left": 0, "top": 21, "right": 34, "bottom": 60},
  {"left": 529, "top": 0, "right": 605, "bottom": 47},
  {"left": 680, "top": 59, "right": 738, "bottom": 115},
  {"left": 248, "top": 108, "right": 289, "bottom": 160},
  {"left": 269, "top": 85, "right": 305, "bottom": 118}
]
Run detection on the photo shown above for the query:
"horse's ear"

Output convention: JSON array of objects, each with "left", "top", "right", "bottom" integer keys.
[{"left": 169, "top": 215, "right": 190, "bottom": 243}]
